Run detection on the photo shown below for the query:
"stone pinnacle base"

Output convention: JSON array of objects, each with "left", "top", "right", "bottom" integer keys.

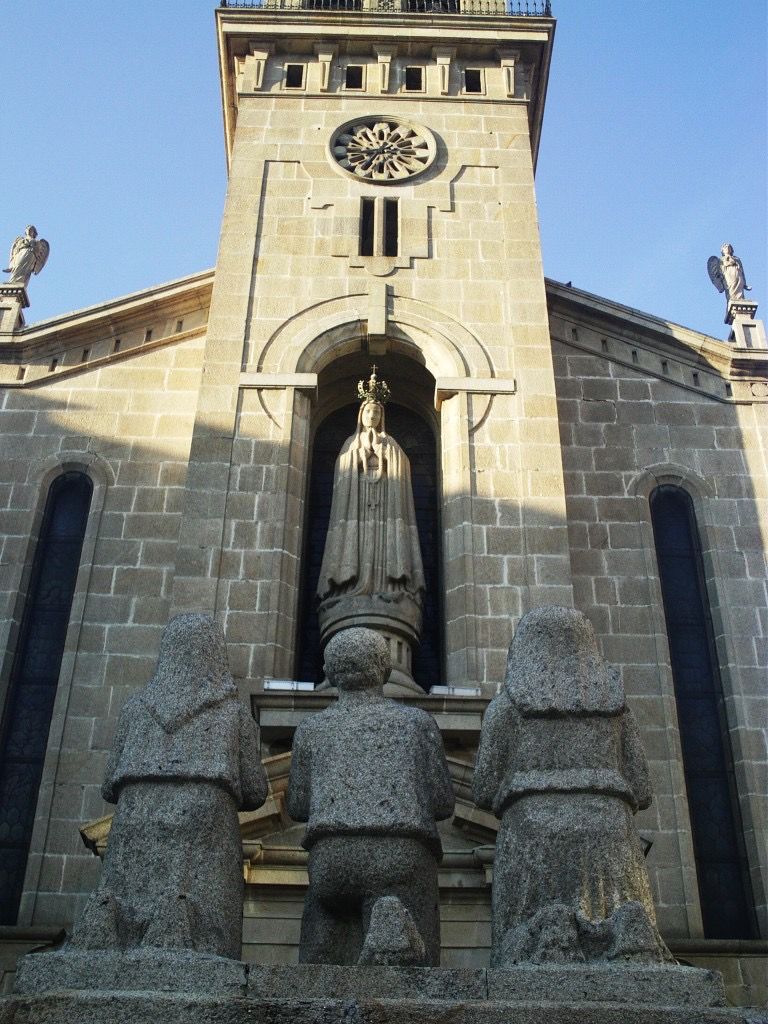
[{"left": 3, "top": 961, "right": 757, "bottom": 1024}]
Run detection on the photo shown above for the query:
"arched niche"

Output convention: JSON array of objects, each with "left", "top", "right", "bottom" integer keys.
[{"left": 295, "top": 351, "right": 442, "bottom": 691}]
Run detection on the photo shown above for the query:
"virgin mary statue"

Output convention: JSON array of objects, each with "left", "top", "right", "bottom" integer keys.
[{"left": 317, "top": 370, "right": 425, "bottom": 693}]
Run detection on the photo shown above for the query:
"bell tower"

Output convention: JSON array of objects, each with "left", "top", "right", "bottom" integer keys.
[{"left": 171, "top": 0, "right": 565, "bottom": 696}]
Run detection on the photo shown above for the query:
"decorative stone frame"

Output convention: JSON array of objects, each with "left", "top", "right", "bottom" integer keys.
[
  {"left": 628, "top": 463, "right": 767, "bottom": 938},
  {"left": 1, "top": 451, "right": 113, "bottom": 925},
  {"left": 243, "top": 293, "right": 501, "bottom": 692}
]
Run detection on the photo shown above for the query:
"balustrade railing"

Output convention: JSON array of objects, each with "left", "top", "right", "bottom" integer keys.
[{"left": 220, "top": 0, "right": 551, "bottom": 16}]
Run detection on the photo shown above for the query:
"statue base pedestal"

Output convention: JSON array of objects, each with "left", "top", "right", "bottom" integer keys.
[
  {"left": 318, "top": 591, "right": 424, "bottom": 695},
  {"left": 5, "top": 960, "right": 753, "bottom": 1024},
  {"left": 726, "top": 299, "right": 766, "bottom": 350},
  {"left": 0, "top": 284, "right": 28, "bottom": 336}
]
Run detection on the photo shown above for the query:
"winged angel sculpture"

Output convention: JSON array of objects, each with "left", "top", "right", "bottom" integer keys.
[
  {"left": 3, "top": 226, "right": 50, "bottom": 288},
  {"left": 708, "top": 242, "right": 750, "bottom": 304}
]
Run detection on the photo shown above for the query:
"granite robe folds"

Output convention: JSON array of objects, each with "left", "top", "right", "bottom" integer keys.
[
  {"left": 474, "top": 607, "right": 672, "bottom": 967},
  {"left": 71, "top": 614, "right": 268, "bottom": 960},
  {"left": 287, "top": 628, "right": 454, "bottom": 967},
  {"left": 318, "top": 402, "right": 424, "bottom": 609}
]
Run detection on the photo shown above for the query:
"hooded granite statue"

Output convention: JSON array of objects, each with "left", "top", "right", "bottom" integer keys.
[
  {"left": 474, "top": 607, "right": 672, "bottom": 967},
  {"left": 70, "top": 614, "right": 268, "bottom": 959}
]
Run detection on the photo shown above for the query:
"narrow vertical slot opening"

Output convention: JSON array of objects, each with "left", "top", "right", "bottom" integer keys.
[
  {"left": 360, "top": 198, "right": 375, "bottom": 257},
  {"left": 383, "top": 198, "right": 399, "bottom": 257}
]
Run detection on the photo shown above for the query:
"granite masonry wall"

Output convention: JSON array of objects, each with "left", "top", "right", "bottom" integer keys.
[{"left": 0, "top": 321, "right": 206, "bottom": 928}]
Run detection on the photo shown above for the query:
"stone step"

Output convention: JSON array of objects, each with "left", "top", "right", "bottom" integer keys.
[
  {"left": 8, "top": 956, "right": 758, "bottom": 1024},
  {"left": 1, "top": 992, "right": 762, "bottom": 1024}
]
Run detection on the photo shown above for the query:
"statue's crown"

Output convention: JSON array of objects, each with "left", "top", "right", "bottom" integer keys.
[{"left": 357, "top": 366, "right": 390, "bottom": 405}]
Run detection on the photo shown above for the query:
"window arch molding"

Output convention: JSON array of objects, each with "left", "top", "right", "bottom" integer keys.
[
  {"left": 1, "top": 450, "right": 112, "bottom": 694},
  {"left": 628, "top": 463, "right": 715, "bottom": 503},
  {"left": 0, "top": 451, "right": 111, "bottom": 925}
]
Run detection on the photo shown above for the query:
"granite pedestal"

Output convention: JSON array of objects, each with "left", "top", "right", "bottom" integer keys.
[{"left": 4, "top": 961, "right": 763, "bottom": 1024}]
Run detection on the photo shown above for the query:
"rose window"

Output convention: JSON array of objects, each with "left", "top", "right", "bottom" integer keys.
[{"left": 330, "top": 118, "right": 436, "bottom": 183}]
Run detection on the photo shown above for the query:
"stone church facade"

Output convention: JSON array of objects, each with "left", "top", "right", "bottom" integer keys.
[{"left": 0, "top": 2, "right": 765, "bottom": 1008}]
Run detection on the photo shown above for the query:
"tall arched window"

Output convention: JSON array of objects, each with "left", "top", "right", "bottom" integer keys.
[
  {"left": 297, "top": 402, "right": 441, "bottom": 690},
  {"left": 650, "top": 484, "right": 757, "bottom": 938},
  {"left": 0, "top": 471, "right": 92, "bottom": 924}
]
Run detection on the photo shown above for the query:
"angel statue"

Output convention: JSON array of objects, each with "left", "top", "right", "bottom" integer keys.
[
  {"left": 3, "top": 226, "right": 50, "bottom": 288},
  {"left": 708, "top": 243, "right": 750, "bottom": 303}
]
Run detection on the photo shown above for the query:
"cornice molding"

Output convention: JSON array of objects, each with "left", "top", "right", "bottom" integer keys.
[{"left": 546, "top": 278, "right": 768, "bottom": 394}]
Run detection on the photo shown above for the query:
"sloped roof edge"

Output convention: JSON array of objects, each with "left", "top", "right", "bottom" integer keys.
[
  {"left": 19, "top": 269, "right": 216, "bottom": 338},
  {"left": 545, "top": 276, "right": 726, "bottom": 352}
]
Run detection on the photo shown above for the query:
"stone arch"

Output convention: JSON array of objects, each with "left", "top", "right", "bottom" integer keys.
[
  {"left": 628, "top": 463, "right": 726, "bottom": 668},
  {"left": 256, "top": 293, "right": 494, "bottom": 382},
  {"left": 3, "top": 449, "right": 113, "bottom": 677},
  {"left": 628, "top": 462, "right": 714, "bottom": 505}
]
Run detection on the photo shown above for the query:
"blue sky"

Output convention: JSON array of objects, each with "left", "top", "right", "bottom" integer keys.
[{"left": 2, "top": 1, "right": 765, "bottom": 338}]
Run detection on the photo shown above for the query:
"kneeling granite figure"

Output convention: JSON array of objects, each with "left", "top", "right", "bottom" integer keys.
[
  {"left": 16, "top": 614, "right": 268, "bottom": 995},
  {"left": 287, "top": 627, "right": 455, "bottom": 966},
  {"left": 71, "top": 613, "right": 268, "bottom": 958},
  {"left": 474, "top": 606, "right": 672, "bottom": 968}
]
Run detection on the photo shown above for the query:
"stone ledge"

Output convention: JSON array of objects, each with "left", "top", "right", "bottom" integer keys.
[
  {"left": 239, "top": 372, "right": 318, "bottom": 394},
  {"left": 0, "top": 927, "right": 64, "bottom": 946},
  {"left": 487, "top": 963, "right": 725, "bottom": 1006},
  {"left": 247, "top": 963, "right": 486, "bottom": 1001},
  {"left": 0, "top": 992, "right": 759, "bottom": 1024},
  {"left": 13, "top": 948, "right": 247, "bottom": 997},
  {"left": 248, "top": 962, "right": 725, "bottom": 1007},
  {"left": 13, "top": 957, "right": 727, "bottom": 1010}
]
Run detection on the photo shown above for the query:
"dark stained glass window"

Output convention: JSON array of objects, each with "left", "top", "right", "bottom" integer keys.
[
  {"left": 297, "top": 403, "right": 441, "bottom": 691},
  {"left": 650, "top": 484, "right": 757, "bottom": 939},
  {"left": 0, "top": 471, "right": 92, "bottom": 924}
]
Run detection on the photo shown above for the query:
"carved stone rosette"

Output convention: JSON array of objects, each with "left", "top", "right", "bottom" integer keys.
[{"left": 330, "top": 117, "right": 436, "bottom": 184}]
